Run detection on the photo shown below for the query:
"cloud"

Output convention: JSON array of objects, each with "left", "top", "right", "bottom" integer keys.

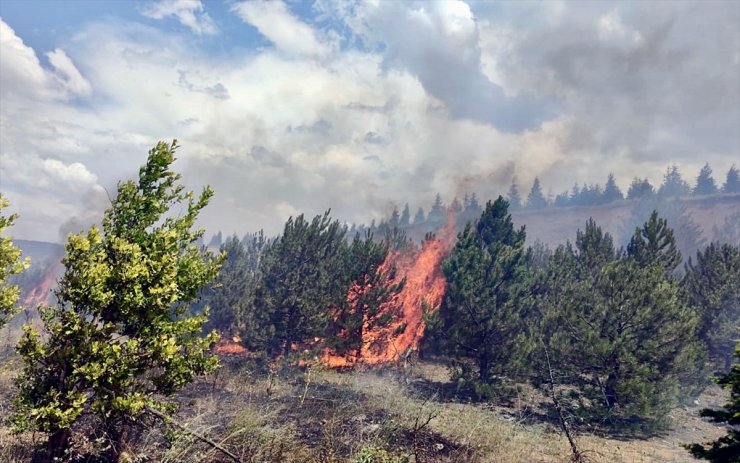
[
  {"left": 597, "top": 10, "right": 643, "bottom": 48},
  {"left": 231, "top": 0, "right": 331, "bottom": 58},
  {"left": 141, "top": 0, "right": 217, "bottom": 35},
  {"left": 0, "top": 18, "right": 91, "bottom": 100},
  {"left": 0, "top": 2, "right": 737, "bottom": 243},
  {"left": 326, "top": 0, "right": 547, "bottom": 131},
  {"left": 42, "top": 159, "right": 98, "bottom": 186},
  {"left": 46, "top": 49, "right": 93, "bottom": 97},
  {"left": 0, "top": 18, "right": 54, "bottom": 98}
]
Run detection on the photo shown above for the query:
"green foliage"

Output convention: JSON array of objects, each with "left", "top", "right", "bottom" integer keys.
[
  {"left": 251, "top": 211, "right": 348, "bottom": 356},
  {"left": 627, "top": 177, "right": 655, "bottom": 200},
  {"left": 0, "top": 194, "right": 28, "bottom": 329},
  {"left": 539, "top": 219, "right": 703, "bottom": 427},
  {"left": 12, "top": 141, "right": 223, "bottom": 459},
  {"left": 526, "top": 177, "right": 547, "bottom": 210},
  {"left": 413, "top": 207, "right": 425, "bottom": 224},
  {"left": 723, "top": 165, "right": 740, "bottom": 194},
  {"left": 659, "top": 165, "right": 691, "bottom": 198},
  {"left": 427, "top": 194, "right": 445, "bottom": 223},
  {"left": 684, "top": 242, "right": 740, "bottom": 370},
  {"left": 328, "top": 232, "right": 403, "bottom": 357},
  {"left": 507, "top": 179, "right": 522, "bottom": 210},
  {"left": 198, "top": 232, "right": 268, "bottom": 337},
  {"left": 602, "top": 173, "right": 624, "bottom": 203},
  {"left": 399, "top": 204, "right": 411, "bottom": 226},
  {"left": 433, "top": 196, "right": 532, "bottom": 383},
  {"left": 354, "top": 445, "right": 409, "bottom": 463},
  {"left": 695, "top": 163, "right": 719, "bottom": 196},
  {"left": 687, "top": 341, "right": 740, "bottom": 462},
  {"left": 623, "top": 197, "right": 705, "bottom": 268},
  {"left": 712, "top": 211, "right": 740, "bottom": 246},
  {"left": 627, "top": 210, "right": 681, "bottom": 273}
]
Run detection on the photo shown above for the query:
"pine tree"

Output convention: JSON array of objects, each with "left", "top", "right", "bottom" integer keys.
[
  {"left": 399, "top": 203, "right": 411, "bottom": 226},
  {"left": 208, "top": 230, "right": 223, "bottom": 248},
  {"left": 575, "top": 218, "right": 616, "bottom": 272},
  {"left": 688, "top": 341, "right": 740, "bottom": 462},
  {"left": 329, "top": 232, "right": 403, "bottom": 358},
  {"left": 12, "top": 141, "right": 223, "bottom": 459},
  {"left": 694, "top": 163, "right": 719, "bottom": 196},
  {"left": 466, "top": 192, "right": 482, "bottom": 214},
  {"left": 622, "top": 197, "right": 705, "bottom": 268},
  {"left": 413, "top": 207, "right": 426, "bottom": 224},
  {"left": 580, "top": 184, "right": 603, "bottom": 205},
  {"left": 389, "top": 206, "right": 400, "bottom": 227},
  {"left": 659, "top": 165, "right": 691, "bottom": 198},
  {"left": 199, "top": 232, "right": 268, "bottom": 338},
  {"left": 0, "top": 195, "right": 28, "bottom": 329},
  {"left": 627, "top": 177, "right": 655, "bottom": 200},
  {"left": 570, "top": 183, "right": 582, "bottom": 205},
  {"left": 200, "top": 236, "right": 247, "bottom": 333},
  {"left": 540, "top": 219, "right": 702, "bottom": 427},
  {"left": 449, "top": 196, "right": 463, "bottom": 214},
  {"left": 684, "top": 243, "right": 740, "bottom": 371},
  {"left": 627, "top": 210, "right": 682, "bottom": 273},
  {"left": 527, "top": 177, "right": 547, "bottom": 210},
  {"left": 252, "top": 211, "right": 348, "bottom": 356},
  {"left": 507, "top": 179, "right": 522, "bottom": 210},
  {"left": 554, "top": 191, "right": 570, "bottom": 208},
  {"left": 723, "top": 165, "right": 740, "bottom": 194},
  {"left": 712, "top": 211, "right": 740, "bottom": 246},
  {"left": 428, "top": 193, "right": 446, "bottom": 223},
  {"left": 434, "top": 196, "right": 531, "bottom": 383},
  {"left": 602, "top": 173, "right": 624, "bottom": 203}
]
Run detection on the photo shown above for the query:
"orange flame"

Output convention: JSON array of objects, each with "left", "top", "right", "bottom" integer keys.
[
  {"left": 22, "top": 263, "right": 58, "bottom": 308},
  {"left": 322, "top": 214, "right": 457, "bottom": 367},
  {"left": 214, "top": 335, "right": 248, "bottom": 356}
]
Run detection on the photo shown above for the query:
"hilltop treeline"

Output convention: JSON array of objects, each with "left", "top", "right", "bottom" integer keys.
[{"left": 374, "top": 163, "right": 740, "bottom": 228}]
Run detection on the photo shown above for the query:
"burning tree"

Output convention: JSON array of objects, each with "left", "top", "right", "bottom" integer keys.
[
  {"left": 0, "top": 194, "right": 28, "bottom": 329},
  {"left": 327, "top": 232, "right": 404, "bottom": 360},
  {"left": 12, "top": 141, "right": 223, "bottom": 460}
]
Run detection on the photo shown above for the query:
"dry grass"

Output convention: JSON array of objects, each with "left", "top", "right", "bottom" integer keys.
[{"left": 0, "top": 354, "right": 729, "bottom": 463}]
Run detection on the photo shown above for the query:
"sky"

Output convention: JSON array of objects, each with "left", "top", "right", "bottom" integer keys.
[{"left": 0, "top": 0, "right": 738, "bottom": 242}]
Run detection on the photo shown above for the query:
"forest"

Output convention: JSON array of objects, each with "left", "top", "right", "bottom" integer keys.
[{"left": 0, "top": 141, "right": 738, "bottom": 463}]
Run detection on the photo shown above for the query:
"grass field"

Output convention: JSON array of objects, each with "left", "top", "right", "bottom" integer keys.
[{"left": 0, "top": 345, "right": 728, "bottom": 463}]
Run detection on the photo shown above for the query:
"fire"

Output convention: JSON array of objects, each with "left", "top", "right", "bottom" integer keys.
[
  {"left": 214, "top": 335, "right": 248, "bottom": 356},
  {"left": 322, "top": 214, "right": 457, "bottom": 367},
  {"left": 23, "top": 263, "right": 59, "bottom": 308}
]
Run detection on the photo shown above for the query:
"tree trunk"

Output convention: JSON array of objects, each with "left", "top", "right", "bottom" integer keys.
[
  {"left": 44, "top": 428, "right": 71, "bottom": 462},
  {"left": 604, "top": 372, "right": 619, "bottom": 409},
  {"left": 479, "top": 356, "right": 491, "bottom": 383},
  {"left": 104, "top": 419, "right": 125, "bottom": 462}
]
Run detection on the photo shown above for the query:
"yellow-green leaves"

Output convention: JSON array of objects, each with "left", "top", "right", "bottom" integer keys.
[
  {"left": 0, "top": 194, "right": 28, "bottom": 328},
  {"left": 13, "top": 141, "right": 223, "bottom": 457}
]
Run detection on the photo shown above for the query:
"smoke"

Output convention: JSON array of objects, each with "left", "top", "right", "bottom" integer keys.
[
  {"left": 57, "top": 184, "right": 112, "bottom": 243},
  {"left": 0, "top": 2, "right": 737, "bottom": 242}
]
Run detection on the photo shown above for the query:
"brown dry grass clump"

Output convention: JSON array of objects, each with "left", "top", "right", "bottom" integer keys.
[{"left": 0, "top": 352, "right": 729, "bottom": 463}]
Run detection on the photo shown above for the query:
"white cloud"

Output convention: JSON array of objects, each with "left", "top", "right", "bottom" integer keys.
[
  {"left": 0, "top": 18, "right": 91, "bottom": 100},
  {"left": 42, "top": 159, "right": 98, "bottom": 186},
  {"left": 598, "top": 10, "right": 643, "bottom": 47},
  {"left": 231, "top": 0, "right": 331, "bottom": 58},
  {"left": 0, "top": 17, "right": 53, "bottom": 98},
  {"left": 47, "top": 49, "right": 93, "bottom": 97},
  {"left": 141, "top": 0, "right": 217, "bottom": 35}
]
